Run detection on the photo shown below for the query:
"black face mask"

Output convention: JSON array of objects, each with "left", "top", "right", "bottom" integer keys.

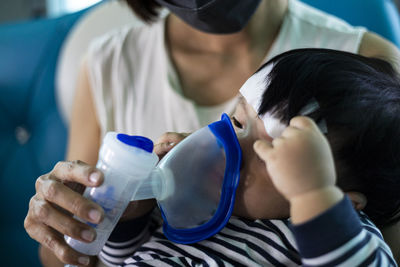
[{"left": 156, "top": 0, "right": 262, "bottom": 34}]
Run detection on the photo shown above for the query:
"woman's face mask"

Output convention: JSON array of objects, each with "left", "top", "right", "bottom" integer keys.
[{"left": 155, "top": 0, "right": 262, "bottom": 33}]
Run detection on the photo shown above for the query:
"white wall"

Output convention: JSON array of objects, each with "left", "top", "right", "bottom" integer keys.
[{"left": 46, "top": 0, "right": 102, "bottom": 17}]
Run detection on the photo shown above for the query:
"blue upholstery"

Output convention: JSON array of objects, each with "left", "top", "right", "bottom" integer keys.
[
  {"left": 0, "top": 10, "right": 88, "bottom": 267},
  {"left": 300, "top": 0, "right": 400, "bottom": 47},
  {"left": 0, "top": 1, "right": 398, "bottom": 266}
]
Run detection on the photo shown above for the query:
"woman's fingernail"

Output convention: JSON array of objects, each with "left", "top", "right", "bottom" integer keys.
[
  {"left": 168, "top": 142, "right": 175, "bottom": 147},
  {"left": 81, "top": 229, "right": 95, "bottom": 242},
  {"left": 89, "top": 172, "right": 100, "bottom": 184},
  {"left": 78, "top": 256, "right": 90, "bottom": 265},
  {"left": 88, "top": 209, "right": 101, "bottom": 223}
]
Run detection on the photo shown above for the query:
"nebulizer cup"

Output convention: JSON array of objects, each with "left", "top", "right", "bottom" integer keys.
[
  {"left": 65, "top": 113, "right": 242, "bottom": 256},
  {"left": 65, "top": 133, "right": 159, "bottom": 255}
]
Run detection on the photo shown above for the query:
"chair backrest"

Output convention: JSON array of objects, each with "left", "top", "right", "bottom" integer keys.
[
  {"left": 300, "top": 0, "right": 400, "bottom": 47},
  {"left": 0, "top": 10, "right": 88, "bottom": 267},
  {"left": 0, "top": 2, "right": 140, "bottom": 265}
]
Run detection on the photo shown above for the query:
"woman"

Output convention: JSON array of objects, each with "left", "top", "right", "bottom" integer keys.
[{"left": 24, "top": 0, "right": 400, "bottom": 266}]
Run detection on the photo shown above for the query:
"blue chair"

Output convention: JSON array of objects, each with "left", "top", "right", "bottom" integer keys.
[
  {"left": 300, "top": 0, "right": 400, "bottom": 47},
  {"left": 0, "top": 9, "right": 89, "bottom": 267},
  {"left": 0, "top": 1, "right": 399, "bottom": 266}
]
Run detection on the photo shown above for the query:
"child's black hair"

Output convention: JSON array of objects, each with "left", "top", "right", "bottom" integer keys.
[{"left": 258, "top": 48, "right": 400, "bottom": 226}]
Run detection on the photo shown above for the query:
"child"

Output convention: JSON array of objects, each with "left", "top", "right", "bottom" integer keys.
[{"left": 99, "top": 49, "right": 399, "bottom": 266}]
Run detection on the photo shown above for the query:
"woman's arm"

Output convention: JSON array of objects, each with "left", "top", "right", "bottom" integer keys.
[
  {"left": 66, "top": 58, "right": 102, "bottom": 166},
  {"left": 359, "top": 31, "right": 400, "bottom": 72}
]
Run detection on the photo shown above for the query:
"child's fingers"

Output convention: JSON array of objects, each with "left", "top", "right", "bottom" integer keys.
[
  {"left": 154, "top": 132, "right": 190, "bottom": 158},
  {"left": 155, "top": 132, "right": 189, "bottom": 145},
  {"left": 289, "top": 116, "right": 319, "bottom": 131},
  {"left": 281, "top": 126, "right": 301, "bottom": 138},
  {"left": 154, "top": 142, "right": 176, "bottom": 157},
  {"left": 253, "top": 139, "right": 273, "bottom": 162}
]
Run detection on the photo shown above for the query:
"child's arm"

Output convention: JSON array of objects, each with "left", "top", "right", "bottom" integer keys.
[
  {"left": 253, "top": 116, "right": 342, "bottom": 224},
  {"left": 291, "top": 195, "right": 396, "bottom": 266},
  {"left": 254, "top": 116, "right": 397, "bottom": 266}
]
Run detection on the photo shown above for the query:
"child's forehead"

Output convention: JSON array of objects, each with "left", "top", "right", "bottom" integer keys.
[
  {"left": 237, "top": 62, "right": 289, "bottom": 139},
  {"left": 239, "top": 63, "right": 274, "bottom": 114},
  {"left": 234, "top": 95, "right": 284, "bottom": 140},
  {"left": 234, "top": 95, "right": 257, "bottom": 117}
]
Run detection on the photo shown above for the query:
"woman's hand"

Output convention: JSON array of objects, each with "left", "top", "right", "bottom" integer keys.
[
  {"left": 24, "top": 132, "right": 189, "bottom": 266},
  {"left": 253, "top": 116, "right": 343, "bottom": 223},
  {"left": 24, "top": 160, "right": 104, "bottom": 266}
]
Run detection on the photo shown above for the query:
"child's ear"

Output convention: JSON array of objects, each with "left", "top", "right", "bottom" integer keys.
[{"left": 346, "top": 191, "right": 367, "bottom": 211}]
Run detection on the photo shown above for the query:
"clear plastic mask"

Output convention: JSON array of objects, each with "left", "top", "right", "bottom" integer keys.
[{"left": 131, "top": 113, "right": 242, "bottom": 244}]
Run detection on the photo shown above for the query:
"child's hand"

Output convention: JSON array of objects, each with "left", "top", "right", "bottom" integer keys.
[
  {"left": 122, "top": 132, "right": 190, "bottom": 221},
  {"left": 253, "top": 116, "right": 343, "bottom": 223},
  {"left": 154, "top": 132, "right": 190, "bottom": 159},
  {"left": 253, "top": 116, "right": 336, "bottom": 199}
]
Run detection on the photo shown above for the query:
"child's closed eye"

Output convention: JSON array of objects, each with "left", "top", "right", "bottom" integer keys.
[{"left": 232, "top": 116, "right": 244, "bottom": 129}]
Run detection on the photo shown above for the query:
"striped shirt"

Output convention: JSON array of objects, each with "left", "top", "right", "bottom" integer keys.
[{"left": 99, "top": 197, "right": 397, "bottom": 267}]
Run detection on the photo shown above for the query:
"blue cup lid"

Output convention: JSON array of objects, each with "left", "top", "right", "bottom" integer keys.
[{"left": 117, "top": 134, "right": 154, "bottom": 153}]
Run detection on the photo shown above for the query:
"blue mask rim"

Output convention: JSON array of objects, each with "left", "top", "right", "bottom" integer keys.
[{"left": 161, "top": 113, "right": 242, "bottom": 244}]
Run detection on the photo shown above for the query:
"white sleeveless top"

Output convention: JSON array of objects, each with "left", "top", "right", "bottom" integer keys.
[{"left": 87, "top": 0, "right": 366, "bottom": 141}]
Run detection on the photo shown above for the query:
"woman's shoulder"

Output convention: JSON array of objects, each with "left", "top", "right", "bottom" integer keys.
[
  {"left": 267, "top": 0, "right": 367, "bottom": 58},
  {"left": 286, "top": 0, "right": 365, "bottom": 34},
  {"left": 87, "top": 18, "right": 166, "bottom": 64}
]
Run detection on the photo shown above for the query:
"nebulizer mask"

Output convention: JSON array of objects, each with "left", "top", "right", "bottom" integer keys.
[{"left": 143, "top": 113, "right": 242, "bottom": 243}]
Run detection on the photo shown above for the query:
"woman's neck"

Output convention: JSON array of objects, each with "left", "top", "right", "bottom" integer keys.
[
  {"left": 163, "top": 0, "right": 289, "bottom": 106},
  {"left": 166, "top": 0, "right": 288, "bottom": 56}
]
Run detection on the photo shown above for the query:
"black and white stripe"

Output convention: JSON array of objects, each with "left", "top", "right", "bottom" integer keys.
[
  {"left": 99, "top": 224, "right": 152, "bottom": 266},
  {"left": 99, "top": 202, "right": 397, "bottom": 267}
]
